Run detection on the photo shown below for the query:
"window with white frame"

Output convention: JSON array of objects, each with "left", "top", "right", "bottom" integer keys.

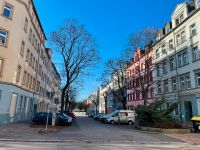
[
  {"left": 195, "top": 71, "right": 200, "bottom": 87},
  {"left": 164, "top": 80, "right": 169, "bottom": 93},
  {"left": 180, "top": 14, "right": 184, "bottom": 22},
  {"left": 28, "top": 29, "right": 32, "bottom": 41},
  {"left": 156, "top": 64, "right": 160, "bottom": 76},
  {"left": 0, "top": 29, "right": 8, "bottom": 47},
  {"left": 192, "top": 44, "right": 200, "bottom": 61},
  {"left": 2, "top": 3, "right": 13, "bottom": 19},
  {"left": 169, "top": 39, "right": 173, "bottom": 50},
  {"left": 24, "top": 18, "right": 28, "bottom": 32},
  {"left": 20, "top": 41, "right": 25, "bottom": 57},
  {"left": 162, "top": 44, "right": 166, "bottom": 55},
  {"left": 190, "top": 24, "right": 197, "bottom": 37},
  {"left": 170, "top": 57, "right": 175, "bottom": 70},
  {"left": 156, "top": 49, "right": 160, "bottom": 59},
  {"left": 0, "top": 58, "right": 3, "bottom": 77},
  {"left": 171, "top": 77, "right": 177, "bottom": 92},
  {"left": 157, "top": 81, "right": 162, "bottom": 94},
  {"left": 183, "top": 51, "right": 189, "bottom": 65},
  {"left": 16, "top": 65, "right": 21, "bottom": 83},
  {"left": 176, "top": 34, "right": 181, "bottom": 45},
  {"left": 178, "top": 54, "right": 183, "bottom": 67},
  {"left": 181, "top": 31, "right": 186, "bottom": 43},
  {"left": 162, "top": 61, "right": 167, "bottom": 74},
  {"left": 179, "top": 74, "right": 191, "bottom": 90}
]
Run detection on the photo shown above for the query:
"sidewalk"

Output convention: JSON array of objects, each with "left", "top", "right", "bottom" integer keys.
[
  {"left": 0, "top": 121, "right": 63, "bottom": 141},
  {"left": 165, "top": 133, "right": 200, "bottom": 145}
]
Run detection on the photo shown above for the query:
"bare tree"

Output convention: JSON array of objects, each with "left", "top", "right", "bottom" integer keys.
[
  {"left": 50, "top": 19, "right": 99, "bottom": 111},
  {"left": 101, "top": 58, "right": 128, "bottom": 109}
]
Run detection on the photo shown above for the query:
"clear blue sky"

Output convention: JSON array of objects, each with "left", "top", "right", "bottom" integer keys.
[{"left": 34, "top": 0, "right": 184, "bottom": 100}]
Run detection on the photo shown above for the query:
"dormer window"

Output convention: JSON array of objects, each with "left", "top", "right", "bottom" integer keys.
[
  {"left": 175, "top": 14, "right": 184, "bottom": 27},
  {"left": 175, "top": 18, "right": 180, "bottom": 26},
  {"left": 180, "top": 14, "right": 184, "bottom": 22}
]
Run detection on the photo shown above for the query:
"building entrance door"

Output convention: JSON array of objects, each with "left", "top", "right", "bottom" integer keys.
[{"left": 184, "top": 101, "right": 193, "bottom": 121}]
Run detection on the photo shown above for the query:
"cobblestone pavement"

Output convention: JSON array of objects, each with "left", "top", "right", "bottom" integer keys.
[{"left": 0, "top": 117, "right": 183, "bottom": 143}]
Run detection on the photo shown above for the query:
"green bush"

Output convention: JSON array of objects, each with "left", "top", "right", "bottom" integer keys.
[{"left": 135, "top": 99, "right": 179, "bottom": 128}]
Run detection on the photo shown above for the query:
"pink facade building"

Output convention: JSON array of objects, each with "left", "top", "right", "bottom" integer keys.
[{"left": 126, "top": 48, "right": 155, "bottom": 110}]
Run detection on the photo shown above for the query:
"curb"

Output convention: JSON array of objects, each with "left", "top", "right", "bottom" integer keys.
[{"left": 0, "top": 139, "right": 186, "bottom": 144}]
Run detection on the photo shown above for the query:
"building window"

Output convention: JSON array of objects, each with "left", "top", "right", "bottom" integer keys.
[
  {"left": 0, "top": 58, "right": 3, "bottom": 77},
  {"left": 178, "top": 51, "right": 189, "bottom": 67},
  {"left": 179, "top": 74, "right": 191, "bottom": 90},
  {"left": 157, "top": 81, "right": 161, "bottom": 94},
  {"left": 169, "top": 39, "right": 173, "bottom": 50},
  {"left": 171, "top": 77, "right": 177, "bottom": 92},
  {"left": 26, "top": 73, "right": 30, "bottom": 87},
  {"left": 156, "top": 49, "right": 160, "bottom": 59},
  {"left": 195, "top": 71, "right": 200, "bottom": 88},
  {"left": 178, "top": 54, "right": 183, "bottom": 67},
  {"left": 175, "top": 18, "right": 180, "bottom": 26},
  {"left": 180, "top": 14, "right": 184, "bottom": 22},
  {"left": 192, "top": 44, "right": 200, "bottom": 61},
  {"left": 164, "top": 80, "right": 169, "bottom": 93},
  {"left": 32, "top": 34, "right": 35, "bottom": 46},
  {"left": 25, "top": 49, "right": 30, "bottom": 62},
  {"left": 22, "top": 71, "right": 27, "bottom": 85},
  {"left": 162, "top": 61, "right": 167, "bottom": 74},
  {"left": 170, "top": 57, "right": 175, "bottom": 70},
  {"left": 28, "top": 29, "right": 32, "bottom": 41},
  {"left": 20, "top": 41, "right": 25, "bottom": 57},
  {"left": 2, "top": 3, "right": 13, "bottom": 19},
  {"left": 18, "top": 96, "right": 23, "bottom": 110},
  {"left": 181, "top": 31, "right": 186, "bottom": 43},
  {"left": 176, "top": 34, "right": 181, "bottom": 45},
  {"left": 16, "top": 65, "right": 21, "bottom": 83},
  {"left": 0, "top": 29, "right": 8, "bottom": 47},
  {"left": 156, "top": 64, "right": 160, "bottom": 76},
  {"left": 162, "top": 45, "right": 166, "bottom": 55},
  {"left": 183, "top": 51, "right": 189, "bottom": 65},
  {"left": 190, "top": 24, "right": 197, "bottom": 37},
  {"left": 24, "top": 18, "right": 28, "bottom": 32}
]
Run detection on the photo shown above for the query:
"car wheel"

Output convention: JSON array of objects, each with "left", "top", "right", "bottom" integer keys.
[
  {"left": 110, "top": 120, "right": 115, "bottom": 125},
  {"left": 128, "top": 121, "right": 133, "bottom": 125}
]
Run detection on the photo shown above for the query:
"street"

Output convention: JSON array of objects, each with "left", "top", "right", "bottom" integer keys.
[
  {"left": 1, "top": 117, "right": 199, "bottom": 149},
  {"left": 0, "top": 117, "right": 182, "bottom": 142}
]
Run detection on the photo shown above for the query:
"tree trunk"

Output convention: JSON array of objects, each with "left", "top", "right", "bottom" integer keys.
[
  {"left": 61, "top": 86, "right": 67, "bottom": 112},
  {"left": 122, "top": 97, "right": 127, "bottom": 110}
]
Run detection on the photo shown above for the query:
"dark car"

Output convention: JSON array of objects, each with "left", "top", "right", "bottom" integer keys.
[
  {"left": 32, "top": 112, "right": 52, "bottom": 124},
  {"left": 56, "top": 112, "right": 72, "bottom": 126},
  {"left": 67, "top": 112, "right": 76, "bottom": 119}
]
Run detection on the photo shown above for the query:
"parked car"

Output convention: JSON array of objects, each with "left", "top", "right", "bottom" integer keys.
[
  {"left": 94, "top": 113, "right": 104, "bottom": 120},
  {"left": 67, "top": 112, "right": 76, "bottom": 119},
  {"left": 104, "top": 110, "right": 135, "bottom": 125},
  {"left": 56, "top": 112, "right": 72, "bottom": 126},
  {"left": 32, "top": 112, "right": 52, "bottom": 124},
  {"left": 32, "top": 112, "right": 72, "bottom": 126}
]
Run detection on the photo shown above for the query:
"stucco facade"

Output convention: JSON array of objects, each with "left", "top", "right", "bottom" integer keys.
[
  {"left": 153, "top": 2, "right": 200, "bottom": 122},
  {"left": 0, "top": 0, "right": 61, "bottom": 123}
]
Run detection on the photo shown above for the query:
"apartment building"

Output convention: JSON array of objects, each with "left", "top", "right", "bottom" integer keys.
[
  {"left": 126, "top": 47, "right": 154, "bottom": 110},
  {"left": 0, "top": 0, "right": 61, "bottom": 123},
  {"left": 153, "top": 1, "right": 200, "bottom": 122}
]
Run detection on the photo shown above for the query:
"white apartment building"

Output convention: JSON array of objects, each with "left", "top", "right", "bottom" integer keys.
[
  {"left": 153, "top": 1, "right": 200, "bottom": 122},
  {"left": 0, "top": 0, "right": 61, "bottom": 123}
]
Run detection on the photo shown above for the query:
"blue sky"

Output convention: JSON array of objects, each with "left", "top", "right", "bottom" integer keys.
[{"left": 34, "top": 0, "right": 184, "bottom": 100}]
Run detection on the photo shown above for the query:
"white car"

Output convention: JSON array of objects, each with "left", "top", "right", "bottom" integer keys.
[{"left": 105, "top": 110, "right": 135, "bottom": 125}]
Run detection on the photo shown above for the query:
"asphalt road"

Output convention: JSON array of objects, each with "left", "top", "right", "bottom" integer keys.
[{"left": 1, "top": 117, "right": 197, "bottom": 149}]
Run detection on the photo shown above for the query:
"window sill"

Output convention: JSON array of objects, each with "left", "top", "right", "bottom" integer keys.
[
  {"left": 1, "top": 14, "right": 12, "bottom": 20},
  {"left": 193, "top": 59, "right": 200, "bottom": 63}
]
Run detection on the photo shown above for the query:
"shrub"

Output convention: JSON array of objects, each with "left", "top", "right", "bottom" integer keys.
[{"left": 135, "top": 99, "right": 180, "bottom": 128}]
